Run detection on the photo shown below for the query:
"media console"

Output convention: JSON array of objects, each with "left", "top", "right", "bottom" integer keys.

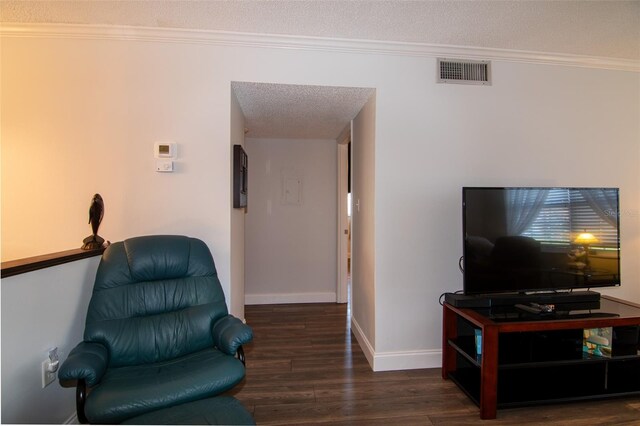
[{"left": 442, "top": 295, "right": 640, "bottom": 419}]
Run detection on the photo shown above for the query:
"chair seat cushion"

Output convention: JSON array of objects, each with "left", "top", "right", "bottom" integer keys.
[
  {"left": 121, "top": 396, "right": 255, "bottom": 425},
  {"left": 85, "top": 348, "right": 245, "bottom": 424}
]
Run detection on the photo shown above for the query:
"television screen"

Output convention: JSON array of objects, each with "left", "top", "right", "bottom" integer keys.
[{"left": 463, "top": 187, "right": 621, "bottom": 295}]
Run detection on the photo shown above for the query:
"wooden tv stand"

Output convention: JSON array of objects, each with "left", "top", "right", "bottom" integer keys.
[{"left": 442, "top": 295, "right": 640, "bottom": 419}]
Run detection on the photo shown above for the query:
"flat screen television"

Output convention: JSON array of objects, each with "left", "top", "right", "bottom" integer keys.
[{"left": 463, "top": 187, "right": 621, "bottom": 295}]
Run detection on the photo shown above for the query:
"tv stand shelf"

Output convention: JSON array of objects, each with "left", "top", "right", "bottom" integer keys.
[{"left": 442, "top": 295, "right": 640, "bottom": 419}]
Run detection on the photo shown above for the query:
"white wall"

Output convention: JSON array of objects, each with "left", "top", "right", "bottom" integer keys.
[
  {"left": 230, "top": 89, "right": 246, "bottom": 319},
  {"left": 1, "top": 257, "right": 100, "bottom": 424},
  {"left": 373, "top": 60, "right": 640, "bottom": 362},
  {"left": 350, "top": 94, "right": 377, "bottom": 364},
  {"left": 1, "top": 26, "right": 639, "bottom": 402},
  {"left": 244, "top": 138, "right": 338, "bottom": 304},
  {"left": 1, "top": 35, "right": 237, "bottom": 307}
]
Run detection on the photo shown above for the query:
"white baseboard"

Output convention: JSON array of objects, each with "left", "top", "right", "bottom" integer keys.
[
  {"left": 350, "top": 316, "right": 375, "bottom": 368},
  {"left": 64, "top": 412, "right": 78, "bottom": 424},
  {"left": 350, "top": 316, "right": 442, "bottom": 371},
  {"left": 372, "top": 348, "right": 442, "bottom": 371},
  {"left": 245, "top": 292, "right": 336, "bottom": 305}
]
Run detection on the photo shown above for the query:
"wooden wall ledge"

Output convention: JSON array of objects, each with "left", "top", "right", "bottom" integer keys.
[{"left": 1, "top": 247, "right": 106, "bottom": 278}]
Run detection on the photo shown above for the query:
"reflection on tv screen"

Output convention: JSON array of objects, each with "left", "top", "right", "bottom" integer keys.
[{"left": 463, "top": 187, "right": 620, "bottom": 295}]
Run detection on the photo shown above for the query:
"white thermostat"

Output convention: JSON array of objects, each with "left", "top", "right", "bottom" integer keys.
[{"left": 154, "top": 142, "right": 177, "bottom": 159}]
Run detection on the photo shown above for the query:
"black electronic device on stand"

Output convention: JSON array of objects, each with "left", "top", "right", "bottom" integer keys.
[{"left": 458, "top": 187, "right": 620, "bottom": 309}]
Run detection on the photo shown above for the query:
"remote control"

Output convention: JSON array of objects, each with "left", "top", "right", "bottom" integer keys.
[
  {"left": 515, "top": 303, "right": 541, "bottom": 314},
  {"left": 530, "top": 302, "right": 555, "bottom": 313}
]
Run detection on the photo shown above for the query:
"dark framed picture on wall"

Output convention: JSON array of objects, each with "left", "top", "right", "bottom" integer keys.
[{"left": 233, "top": 144, "right": 248, "bottom": 208}]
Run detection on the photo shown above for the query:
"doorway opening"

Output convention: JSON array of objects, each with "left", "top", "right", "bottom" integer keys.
[{"left": 230, "top": 81, "right": 373, "bottom": 310}]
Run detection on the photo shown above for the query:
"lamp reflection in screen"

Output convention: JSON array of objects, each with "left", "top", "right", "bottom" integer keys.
[{"left": 575, "top": 231, "right": 599, "bottom": 271}]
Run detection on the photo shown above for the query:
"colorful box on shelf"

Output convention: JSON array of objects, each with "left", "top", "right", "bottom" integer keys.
[
  {"left": 475, "top": 329, "right": 482, "bottom": 356},
  {"left": 583, "top": 327, "right": 612, "bottom": 357}
]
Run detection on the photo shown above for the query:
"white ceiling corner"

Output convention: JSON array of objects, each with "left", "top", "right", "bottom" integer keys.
[{"left": 2, "top": 1, "right": 639, "bottom": 60}]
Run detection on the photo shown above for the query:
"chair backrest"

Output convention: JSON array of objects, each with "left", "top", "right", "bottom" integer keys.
[{"left": 84, "top": 235, "right": 228, "bottom": 368}]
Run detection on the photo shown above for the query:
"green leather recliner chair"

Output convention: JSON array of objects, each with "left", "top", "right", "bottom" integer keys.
[{"left": 58, "top": 235, "right": 253, "bottom": 424}]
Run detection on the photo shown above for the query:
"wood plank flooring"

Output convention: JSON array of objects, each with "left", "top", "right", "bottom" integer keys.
[{"left": 227, "top": 303, "right": 640, "bottom": 425}]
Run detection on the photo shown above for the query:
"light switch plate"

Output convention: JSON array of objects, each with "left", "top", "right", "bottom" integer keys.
[{"left": 156, "top": 160, "right": 174, "bottom": 172}]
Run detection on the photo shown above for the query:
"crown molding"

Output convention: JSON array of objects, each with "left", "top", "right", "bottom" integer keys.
[{"left": 2, "top": 23, "right": 638, "bottom": 72}]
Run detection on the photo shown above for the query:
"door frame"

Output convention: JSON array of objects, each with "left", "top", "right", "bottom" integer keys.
[{"left": 336, "top": 125, "right": 350, "bottom": 303}]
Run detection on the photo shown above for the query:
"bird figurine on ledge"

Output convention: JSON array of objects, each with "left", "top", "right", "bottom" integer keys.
[{"left": 81, "top": 193, "right": 106, "bottom": 250}]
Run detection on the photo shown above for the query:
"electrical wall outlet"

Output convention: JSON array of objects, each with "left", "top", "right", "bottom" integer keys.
[
  {"left": 41, "top": 360, "right": 56, "bottom": 388},
  {"left": 41, "top": 347, "right": 59, "bottom": 388}
]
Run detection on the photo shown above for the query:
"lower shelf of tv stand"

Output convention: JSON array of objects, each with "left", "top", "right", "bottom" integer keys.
[
  {"left": 449, "top": 358, "right": 640, "bottom": 410},
  {"left": 442, "top": 296, "right": 640, "bottom": 419}
]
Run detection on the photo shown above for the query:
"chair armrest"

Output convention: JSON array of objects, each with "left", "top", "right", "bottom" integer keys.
[
  {"left": 212, "top": 315, "right": 253, "bottom": 356},
  {"left": 59, "top": 342, "right": 109, "bottom": 387}
]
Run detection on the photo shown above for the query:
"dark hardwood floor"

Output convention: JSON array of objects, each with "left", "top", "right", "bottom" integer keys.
[{"left": 227, "top": 303, "right": 640, "bottom": 425}]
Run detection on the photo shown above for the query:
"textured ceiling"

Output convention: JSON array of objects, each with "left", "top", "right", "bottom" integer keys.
[
  {"left": 2, "top": 1, "right": 639, "bottom": 60},
  {"left": 4, "top": 0, "right": 638, "bottom": 140},
  {"left": 232, "top": 82, "right": 374, "bottom": 139}
]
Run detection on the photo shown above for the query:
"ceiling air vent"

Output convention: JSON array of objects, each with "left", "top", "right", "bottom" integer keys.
[{"left": 437, "top": 58, "right": 491, "bottom": 85}]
